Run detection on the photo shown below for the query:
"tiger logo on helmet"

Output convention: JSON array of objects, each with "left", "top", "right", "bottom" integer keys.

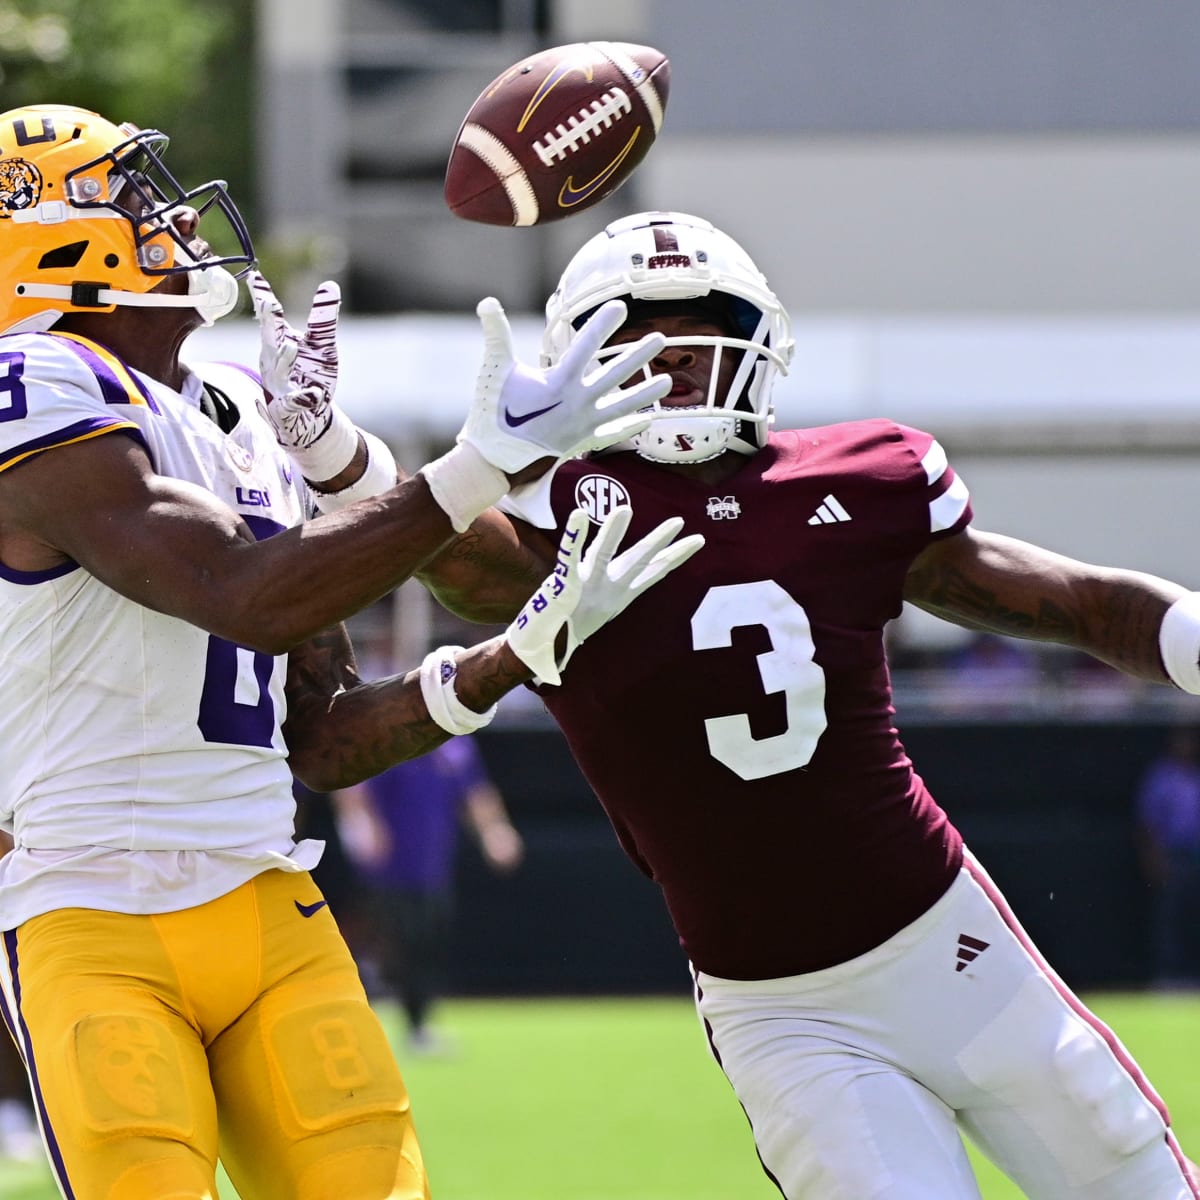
[
  {"left": 0, "top": 103, "right": 255, "bottom": 336},
  {"left": 0, "top": 157, "right": 41, "bottom": 215}
]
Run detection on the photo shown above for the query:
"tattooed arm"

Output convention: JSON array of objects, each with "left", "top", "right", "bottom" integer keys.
[
  {"left": 284, "top": 505, "right": 701, "bottom": 788},
  {"left": 904, "top": 527, "right": 1184, "bottom": 682},
  {"left": 417, "top": 506, "right": 558, "bottom": 624},
  {"left": 283, "top": 622, "right": 529, "bottom": 791}
]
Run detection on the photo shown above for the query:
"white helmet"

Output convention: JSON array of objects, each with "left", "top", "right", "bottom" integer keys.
[{"left": 542, "top": 211, "right": 793, "bottom": 463}]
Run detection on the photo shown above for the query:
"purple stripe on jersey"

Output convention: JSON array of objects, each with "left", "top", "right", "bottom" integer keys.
[
  {"left": 963, "top": 853, "right": 1172, "bottom": 1123},
  {"left": 49, "top": 336, "right": 136, "bottom": 409},
  {"left": 3, "top": 930, "right": 75, "bottom": 1198},
  {"left": 0, "top": 559, "right": 78, "bottom": 584},
  {"left": 123, "top": 366, "right": 162, "bottom": 414},
  {"left": 217, "top": 360, "right": 264, "bottom": 388},
  {"left": 0, "top": 417, "right": 147, "bottom": 475},
  {"left": 44, "top": 332, "right": 162, "bottom": 413}
]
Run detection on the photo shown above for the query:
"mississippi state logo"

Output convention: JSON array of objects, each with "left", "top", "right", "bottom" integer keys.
[
  {"left": 574, "top": 473, "right": 631, "bottom": 524},
  {"left": 0, "top": 157, "right": 41, "bottom": 216},
  {"left": 706, "top": 495, "right": 741, "bottom": 520}
]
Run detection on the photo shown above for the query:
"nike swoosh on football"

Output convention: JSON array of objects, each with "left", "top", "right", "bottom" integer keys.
[
  {"left": 504, "top": 400, "right": 563, "bottom": 427},
  {"left": 294, "top": 899, "right": 329, "bottom": 918},
  {"left": 558, "top": 129, "right": 641, "bottom": 208}
]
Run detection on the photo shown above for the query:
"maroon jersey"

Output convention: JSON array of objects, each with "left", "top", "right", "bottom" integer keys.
[{"left": 535, "top": 420, "right": 972, "bottom": 979}]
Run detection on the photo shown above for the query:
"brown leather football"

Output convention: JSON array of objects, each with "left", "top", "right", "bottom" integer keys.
[{"left": 444, "top": 41, "right": 670, "bottom": 227}]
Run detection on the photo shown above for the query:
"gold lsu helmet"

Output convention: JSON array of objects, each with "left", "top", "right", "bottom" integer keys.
[{"left": 0, "top": 104, "right": 255, "bottom": 335}]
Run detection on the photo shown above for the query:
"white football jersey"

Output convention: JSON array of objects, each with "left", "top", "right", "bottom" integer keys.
[{"left": 0, "top": 331, "right": 322, "bottom": 928}]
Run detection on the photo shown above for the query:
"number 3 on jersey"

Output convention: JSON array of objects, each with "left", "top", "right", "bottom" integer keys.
[{"left": 691, "top": 580, "right": 827, "bottom": 781}]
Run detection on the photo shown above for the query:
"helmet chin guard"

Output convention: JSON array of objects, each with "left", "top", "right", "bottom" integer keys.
[
  {"left": 178, "top": 242, "right": 241, "bottom": 326},
  {"left": 543, "top": 211, "right": 794, "bottom": 461},
  {"left": 632, "top": 410, "right": 738, "bottom": 463}
]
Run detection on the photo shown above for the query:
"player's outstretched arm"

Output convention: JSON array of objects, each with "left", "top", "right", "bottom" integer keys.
[
  {"left": 415, "top": 507, "right": 559, "bottom": 624},
  {"left": 282, "top": 621, "right": 525, "bottom": 789},
  {"left": 249, "top": 274, "right": 668, "bottom": 543},
  {"left": 0, "top": 429, "right": 469, "bottom": 655},
  {"left": 285, "top": 507, "right": 702, "bottom": 790},
  {"left": 904, "top": 526, "right": 1187, "bottom": 683},
  {"left": 414, "top": 298, "right": 682, "bottom": 622},
  {"left": 1, "top": 283, "right": 677, "bottom": 657},
  {"left": 250, "top": 274, "right": 561, "bottom": 622}
]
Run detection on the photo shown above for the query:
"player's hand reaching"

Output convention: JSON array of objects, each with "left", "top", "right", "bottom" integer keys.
[
  {"left": 465, "top": 296, "right": 668, "bottom": 473},
  {"left": 560, "top": 506, "right": 703, "bottom": 672},
  {"left": 249, "top": 270, "right": 357, "bottom": 484},
  {"left": 420, "top": 298, "right": 670, "bottom": 532},
  {"left": 506, "top": 506, "right": 704, "bottom": 686}
]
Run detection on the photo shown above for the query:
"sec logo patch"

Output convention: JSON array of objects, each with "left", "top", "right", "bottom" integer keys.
[{"left": 574, "top": 474, "right": 630, "bottom": 524}]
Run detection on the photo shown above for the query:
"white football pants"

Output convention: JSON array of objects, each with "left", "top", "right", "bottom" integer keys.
[{"left": 694, "top": 851, "right": 1196, "bottom": 1200}]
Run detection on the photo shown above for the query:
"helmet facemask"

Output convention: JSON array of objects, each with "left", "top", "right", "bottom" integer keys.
[
  {"left": 591, "top": 302, "right": 777, "bottom": 464},
  {"left": 66, "top": 130, "right": 252, "bottom": 280}
]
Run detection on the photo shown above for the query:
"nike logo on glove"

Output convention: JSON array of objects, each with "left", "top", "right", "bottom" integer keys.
[
  {"left": 294, "top": 899, "right": 329, "bottom": 918},
  {"left": 504, "top": 400, "right": 563, "bottom": 427}
]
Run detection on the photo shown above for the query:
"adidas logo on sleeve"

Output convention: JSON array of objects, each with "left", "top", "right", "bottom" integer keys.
[{"left": 808, "top": 494, "right": 852, "bottom": 525}]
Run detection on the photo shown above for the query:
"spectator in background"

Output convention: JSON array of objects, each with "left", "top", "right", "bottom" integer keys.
[
  {"left": 941, "top": 631, "right": 1042, "bottom": 717},
  {"left": 336, "top": 737, "right": 523, "bottom": 1054},
  {"left": 0, "top": 1015, "right": 41, "bottom": 1169},
  {"left": 1135, "top": 726, "right": 1200, "bottom": 989}
]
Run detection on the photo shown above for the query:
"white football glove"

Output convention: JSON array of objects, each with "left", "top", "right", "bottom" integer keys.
[
  {"left": 249, "top": 270, "right": 358, "bottom": 483},
  {"left": 506, "top": 506, "right": 705, "bottom": 686},
  {"left": 421, "top": 297, "right": 671, "bottom": 531},
  {"left": 466, "top": 296, "right": 668, "bottom": 473},
  {"left": 559, "top": 506, "right": 704, "bottom": 672}
]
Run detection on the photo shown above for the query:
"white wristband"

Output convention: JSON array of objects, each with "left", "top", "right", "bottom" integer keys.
[
  {"left": 419, "top": 645, "right": 498, "bottom": 735},
  {"left": 1159, "top": 593, "right": 1200, "bottom": 694},
  {"left": 313, "top": 431, "right": 398, "bottom": 514},
  {"left": 418, "top": 442, "right": 508, "bottom": 532},
  {"left": 290, "top": 403, "right": 361, "bottom": 483}
]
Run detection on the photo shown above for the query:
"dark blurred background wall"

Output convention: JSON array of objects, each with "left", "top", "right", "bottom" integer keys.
[{"left": 450, "top": 719, "right": 1172, "bottom": 996}]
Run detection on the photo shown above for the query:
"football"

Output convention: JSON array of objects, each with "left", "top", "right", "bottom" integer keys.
[{"left": 444, "top": 41, "right": 670, "bottom": 227}]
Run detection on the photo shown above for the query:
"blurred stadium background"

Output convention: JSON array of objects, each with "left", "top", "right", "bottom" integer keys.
[{"left": 2, "top": 1, "right": 1199, "bottom": 1196}]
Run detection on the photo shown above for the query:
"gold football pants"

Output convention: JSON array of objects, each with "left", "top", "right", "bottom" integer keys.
[{"left": 0, "top": 869, "right": 428, "bottom": 1200}]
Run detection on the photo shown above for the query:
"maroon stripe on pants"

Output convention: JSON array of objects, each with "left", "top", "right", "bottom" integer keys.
[{"left": 963, "top": 851, "right": 1200, "bottom": 1197}]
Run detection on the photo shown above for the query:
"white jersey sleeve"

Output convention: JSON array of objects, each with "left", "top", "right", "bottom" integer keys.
[{"left": 0, "top": 329, "right": 150, "bottom": 471}]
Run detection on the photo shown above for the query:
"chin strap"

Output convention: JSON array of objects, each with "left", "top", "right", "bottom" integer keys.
[
  {"left": 14, "top": 263, "right": 240, "bottom": 327},
  {"left": 17, "top": 282, "right": 199, "bottom": 308}
]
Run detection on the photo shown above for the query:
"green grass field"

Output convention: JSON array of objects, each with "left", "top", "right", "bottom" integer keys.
[{"left": 2, "top": 993, "right": 1197, "bottom": 1199}]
